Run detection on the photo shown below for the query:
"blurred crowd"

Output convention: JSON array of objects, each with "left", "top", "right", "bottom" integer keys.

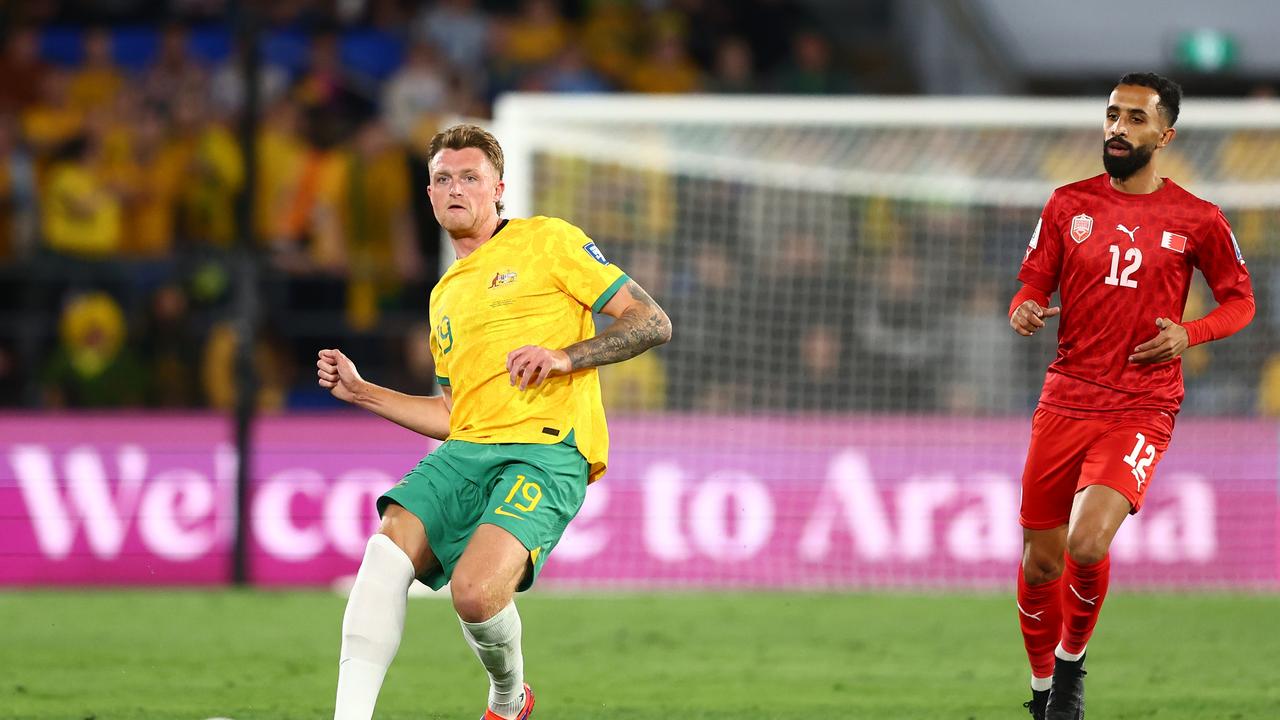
[
  {"left": 0, "top": 0, "right": 870, "bottom": 411},
  {"left": 0, "top": 0, "right": 1274, "bottom": 417}
]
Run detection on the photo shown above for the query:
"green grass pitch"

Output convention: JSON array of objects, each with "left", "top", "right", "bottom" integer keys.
[{"left": 1, "top": 589, "right": 1277, "bottom": 719}]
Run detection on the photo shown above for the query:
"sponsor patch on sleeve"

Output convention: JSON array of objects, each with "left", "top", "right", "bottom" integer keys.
[
  {"left": 1230, "top": 231, "right": 1246, "bottom": 265},
  {"left": 583, "top": 241, "right": 609, "bottom": 265}
]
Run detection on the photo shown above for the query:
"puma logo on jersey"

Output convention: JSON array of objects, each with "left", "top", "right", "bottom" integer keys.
[
  {"left": 1116, "top": 224, "right": 1140, "bottom": 243},
  {"left": 1069, "top": 584, "right": 1100, "bottom": 606}
]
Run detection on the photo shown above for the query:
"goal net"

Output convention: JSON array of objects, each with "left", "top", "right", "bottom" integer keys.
[{"left": 487, "top": 95, "right": 1280, "bottom": 589}]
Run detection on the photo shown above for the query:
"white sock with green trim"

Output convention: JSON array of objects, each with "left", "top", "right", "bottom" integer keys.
[
  {"left": 334, "top": 534, "right": 414, "bottom": 720},
  {"left": 459, "top": 602, "right": 525, "bottom": 718}
]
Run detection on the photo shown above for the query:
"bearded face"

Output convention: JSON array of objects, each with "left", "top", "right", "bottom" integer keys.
[{"left": 1102, "top": 136, "right": 1156, "bottom": 181}]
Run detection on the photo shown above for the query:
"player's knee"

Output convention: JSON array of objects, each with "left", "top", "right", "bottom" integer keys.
[
  {"left": 1022, "top": 554, "right": 1064, "bottom": 585},
  {"left": 377, "top": 507, "right": 432, "bottom": 574},
  {"left": 1065, "top": 530, "right": 1110, "bottom": 566},
  {"left": 450, "top": 572, "right": 502, "bottom": 623}
]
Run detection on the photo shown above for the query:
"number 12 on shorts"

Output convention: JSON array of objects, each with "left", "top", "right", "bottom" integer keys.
[
  {"left": 495, "top": 475, "right": 543, "bottom": 518},
  {"left": 1123, "top": 433, "right": 1157, "bottom": 489}
]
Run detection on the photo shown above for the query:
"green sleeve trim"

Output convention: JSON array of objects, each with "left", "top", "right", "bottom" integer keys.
[
  {"left": 435, "top": 375, "right": 450, "bottom": 387},
  {"left": 591, "top": 274, "right": 630, "bottom": 314}
]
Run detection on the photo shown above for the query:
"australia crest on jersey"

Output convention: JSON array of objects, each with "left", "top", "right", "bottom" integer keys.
[
  {"left": 489, "top": 269, "right": 518, "bottom": 288},
  {"left": 1070, "top": 213, "right": 1093, "bottom": 243}
]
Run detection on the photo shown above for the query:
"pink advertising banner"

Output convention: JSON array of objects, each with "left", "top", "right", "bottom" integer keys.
[{"left": 2, "top": 414, "right": 1276, "bottom": 588}]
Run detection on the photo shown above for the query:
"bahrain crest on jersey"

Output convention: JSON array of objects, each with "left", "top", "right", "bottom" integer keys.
[{"left": 1070, "top": 214, "right": 1093, "bottom": 243}]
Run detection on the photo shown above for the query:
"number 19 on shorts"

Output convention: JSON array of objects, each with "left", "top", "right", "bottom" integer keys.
[{"left": 495, "top": 475, "right": 543, "bottom": 519}]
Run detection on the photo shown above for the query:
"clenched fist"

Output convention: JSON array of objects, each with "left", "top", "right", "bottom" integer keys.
[{"left": 317, "top": 348, "right": 365, "bottom": 403}]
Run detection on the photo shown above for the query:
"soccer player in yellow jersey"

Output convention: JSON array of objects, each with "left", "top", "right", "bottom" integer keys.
[{"left": 318, "top": 124, "right": 671, "bottom": 720}]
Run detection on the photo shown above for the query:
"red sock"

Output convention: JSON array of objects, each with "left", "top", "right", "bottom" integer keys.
[
  {"left": 1017, "top": 566, "right": 1062, "bottom": 679},
  {"left": 1060, "top": 553, "right": 1111, "bottom": 655}
]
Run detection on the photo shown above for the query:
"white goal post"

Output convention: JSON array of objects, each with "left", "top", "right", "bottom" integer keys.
[{"left": 495, "top": 93, "right": 1280, "bottom": 215}]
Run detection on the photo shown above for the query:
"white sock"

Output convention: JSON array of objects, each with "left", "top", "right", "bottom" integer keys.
[
  {"left": 334, "top": 534, "right": 415, "bottom": 720},
  {"left": 459, "top": 602, "right": 525, "bottom": 718},
  {"left": 1031, "top": 675, "right": 1053, "bottom": 692},
  {"left": 1055, "top": 642, "right": 1086, "bottom": 662}
]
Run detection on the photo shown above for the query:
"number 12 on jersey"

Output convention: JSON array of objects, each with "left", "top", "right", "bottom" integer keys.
[{"left": 1105, "top": 245, "right": 1142, "bottom": 288}]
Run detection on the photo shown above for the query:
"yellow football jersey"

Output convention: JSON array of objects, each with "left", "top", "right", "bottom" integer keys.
[{"left": 429, "top": 216, "right": 629, "bottom": 482}]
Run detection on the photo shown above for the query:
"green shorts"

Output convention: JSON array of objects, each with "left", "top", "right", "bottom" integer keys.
[{"left": 377, "top": 435, "right": 588, "bottom": 592}]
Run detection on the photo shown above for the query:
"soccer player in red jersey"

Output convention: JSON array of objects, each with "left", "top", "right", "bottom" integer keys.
[{"left": 1010, "top": 73, "right": 1255, "bottom": 719}]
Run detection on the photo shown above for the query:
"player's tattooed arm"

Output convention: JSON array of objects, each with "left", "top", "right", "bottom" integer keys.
[
  {"left": 566, "top": 280, "right": 672, "bottom": 370},
  {"left": 506, "top": 280, "right": 672, "bottom": 390}
]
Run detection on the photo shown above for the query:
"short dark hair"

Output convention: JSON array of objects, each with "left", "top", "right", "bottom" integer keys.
[
  {"left": 427, "top": 123, "right": 505, "bottom": 214},
  {"left": 1117, "top": 72, "right": 1183, "bottom": 126}
]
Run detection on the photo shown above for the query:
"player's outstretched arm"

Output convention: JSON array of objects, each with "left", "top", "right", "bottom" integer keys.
[
  {"left": 506, "top": 279, "right": 673, "bottom": 390},
  {"left": 317, "top": 348, "right": 451, "bottom": 440}
]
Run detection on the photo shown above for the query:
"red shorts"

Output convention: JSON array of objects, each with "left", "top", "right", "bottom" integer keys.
[{"left": 1019, "top": 407, "right": 1175, "bottom": 530}]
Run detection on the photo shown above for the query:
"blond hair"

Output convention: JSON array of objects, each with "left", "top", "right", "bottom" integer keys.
[{"left": 427, "top": 124, "right": 505, "bottom": 214}]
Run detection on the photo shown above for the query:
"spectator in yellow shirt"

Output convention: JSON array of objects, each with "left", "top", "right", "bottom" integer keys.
[
  {"left": 337, "top": 121, "right": 423, "bottom": 329},
  {"left": 41, "top": 135, "right": 122, "bottom": 257},
  {"left": 172, "top": 90, "right": 243, "bottom": 247},
  {"left": 107, "top": 106, "right": 189, "bottom": 257},
  {"left": 627, "top": 28, "right": 702, "bottom": 94},
  {"left": 255, "top": 100, "right": 308, "bottom": 246},
  {"left": 498, "top": 0, "right": 571, "bottom": 68},
  {"left": 22, "top": 69, "right": 84, "bottom": 157},
  {"left": 579, "top": 0, "right": 641, "bottom": 87},
  {"left": 68, "top": 28, "right": 125, "bottom": 112}
]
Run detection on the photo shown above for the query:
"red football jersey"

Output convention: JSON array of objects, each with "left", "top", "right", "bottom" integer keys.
[{"left": 1018, "top": 173, "right": 1253, "bottom": 417}]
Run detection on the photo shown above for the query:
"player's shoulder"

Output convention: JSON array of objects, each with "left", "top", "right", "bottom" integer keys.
[
  {"left": 1038, "top": 175, "right": 1109, "bottom": 220},
  {"left": 1160, "top": 179, "right": 1224, "bottom": 219},
  {"left": 501, "top": 215, "right": 583, "bottom": 250},
  {"left": 508, "top": 215, "right": 585, "bottom": 237},
  {"left": 1050, "top": 173, "right": 1109, "bottom": 200}
]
